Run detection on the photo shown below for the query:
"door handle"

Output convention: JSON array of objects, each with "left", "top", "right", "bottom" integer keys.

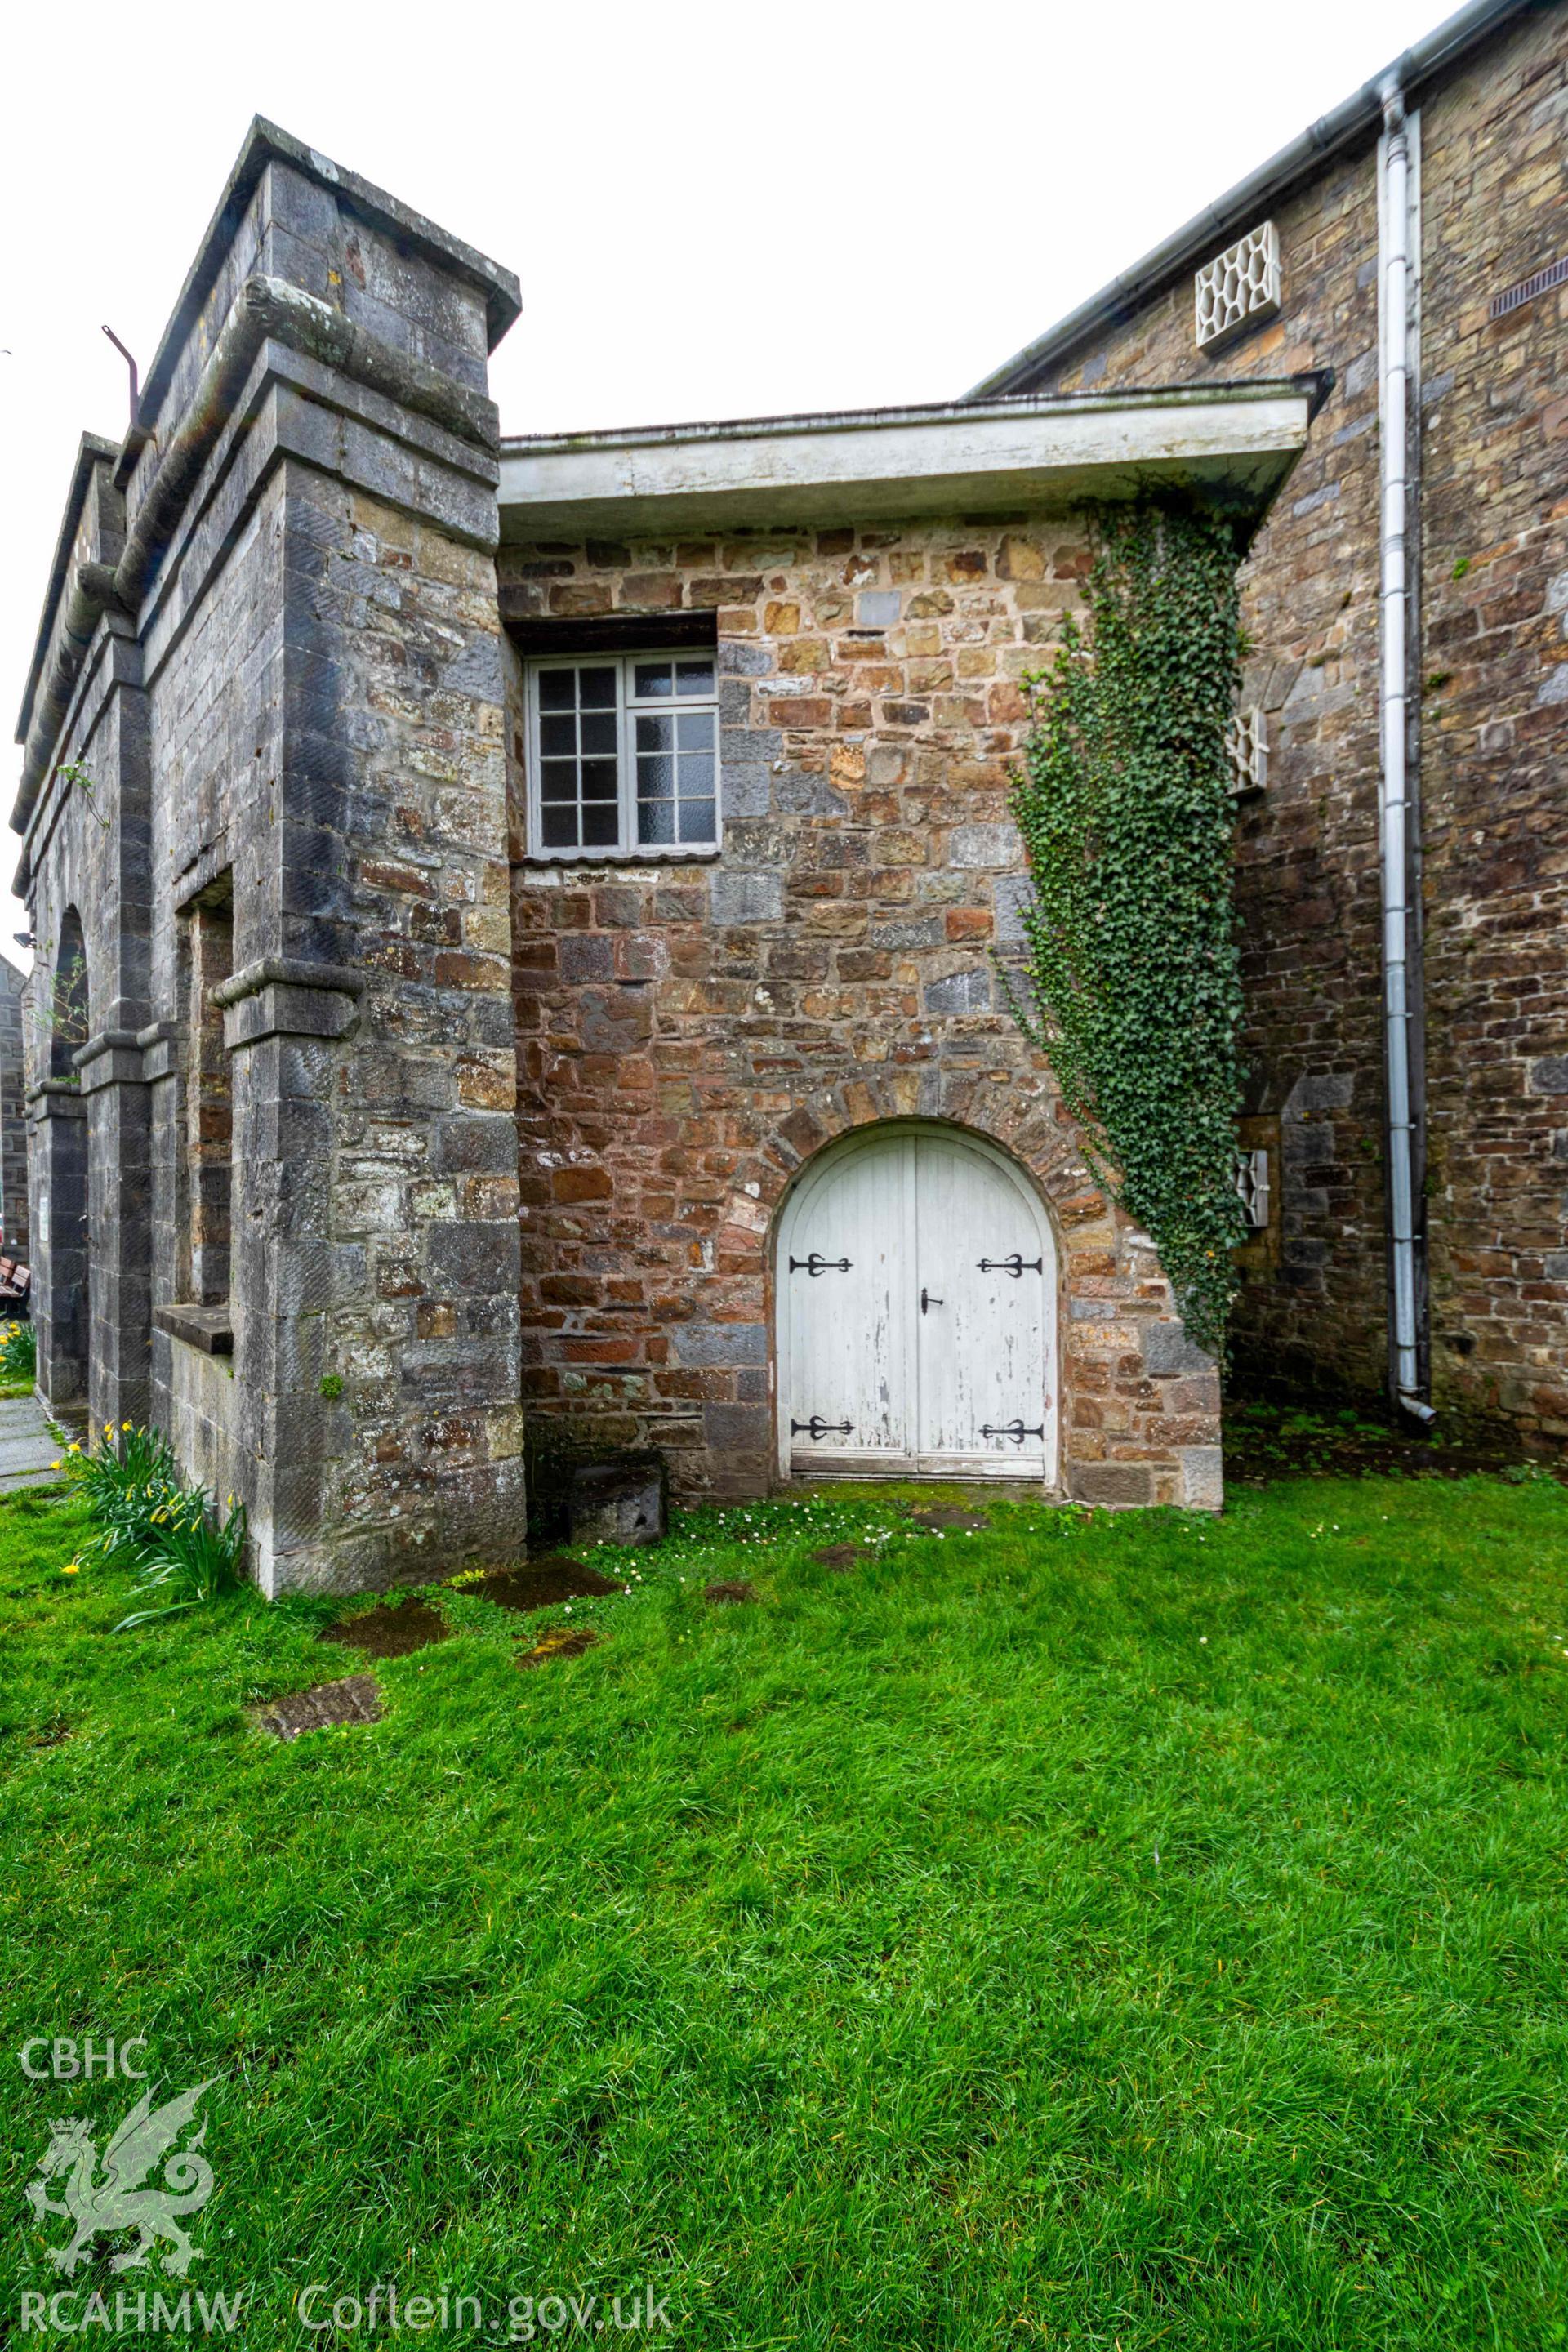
[{"left": 920, "top": 1289, "right": 943, "bottom": 1314}]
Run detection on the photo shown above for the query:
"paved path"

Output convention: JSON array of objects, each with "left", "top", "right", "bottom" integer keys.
[{"left": 0, "top": 1393, "right": 65, "bottom": 1493}]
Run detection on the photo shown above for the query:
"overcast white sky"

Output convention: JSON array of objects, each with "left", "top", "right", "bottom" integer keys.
[{"left": 1, "top": 0, "right": 1449, "bottom": 977}]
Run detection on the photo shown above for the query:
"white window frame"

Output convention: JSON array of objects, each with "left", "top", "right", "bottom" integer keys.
[{"left": 524, "top": 650, "right": 722, "bottom": 864}]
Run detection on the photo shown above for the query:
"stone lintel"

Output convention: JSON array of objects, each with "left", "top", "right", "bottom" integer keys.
[{"left": 154, "top": 1303, "right": 234, "bottom": 1356}]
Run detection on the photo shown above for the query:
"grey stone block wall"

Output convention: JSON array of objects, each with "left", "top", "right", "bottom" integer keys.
[
  {"left": 12, "top": 122, "right": 524, "bottom": 1591},
  {"left": 0, "top": 960, "right": 29, "bottom": 1261}
]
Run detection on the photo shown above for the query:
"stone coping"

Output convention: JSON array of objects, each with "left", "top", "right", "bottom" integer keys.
[{"left": 130, "top": 114, "right": 521, "bottom": 466}]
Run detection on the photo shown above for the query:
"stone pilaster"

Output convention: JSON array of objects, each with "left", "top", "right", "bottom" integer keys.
[
  {"left": 27, "top": 1083, "right": 89, "bottom": 1423},
  {"left": 75, "top": 1032, "right": 154, "bottom": 1437}
]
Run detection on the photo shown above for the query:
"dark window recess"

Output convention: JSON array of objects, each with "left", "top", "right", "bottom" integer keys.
[
  {"left": 185, "top": 878, "right": 234, "bottom": 1306},
  {"left": 49, "top": 908, "right": 89, "bottom": 1079}
]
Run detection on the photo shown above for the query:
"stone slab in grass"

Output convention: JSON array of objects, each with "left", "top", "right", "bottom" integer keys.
[
  {"left": 0, "top": 1393, "right": 67, "bottom": 1491},
  {"left": 318, "top": 1598, "right": 451, "bottom": 1659},
  {"left": 813, "top": 1544, "right": 871, "bottom": 1572},
  {"left": 568, "top": 1452, "right": 666, "bottom": 1548},
  {"left": 516, "top": 1626, "right": 600, "bottom": 1670},
  {"left": 475, "top": 1556, "right": 626, "bottom": 1615},
  {"left": 908, "top": 1505, "right": 992, "bottom": 1533},
  {"left": 260, "top": 1677, "right": 383, "bottom": 1741}
]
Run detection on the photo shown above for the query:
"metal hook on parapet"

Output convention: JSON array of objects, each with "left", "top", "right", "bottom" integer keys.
[{"left": 101, "top": 327, "right": 139, "bottom": 429}]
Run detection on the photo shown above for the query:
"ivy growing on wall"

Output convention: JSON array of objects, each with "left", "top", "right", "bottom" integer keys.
[{"left": 1004, "top": 501, "right": 1247, "bottom": 1360}]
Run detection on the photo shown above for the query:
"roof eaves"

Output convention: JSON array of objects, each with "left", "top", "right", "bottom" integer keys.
[
  {"left": 499, "top": 373, "right": 1332, "bottom": 461},
  {"left": 967, "top": 0, "right": 1544, "bottom": 398}
]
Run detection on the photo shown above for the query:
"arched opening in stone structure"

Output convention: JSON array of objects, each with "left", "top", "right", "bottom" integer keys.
[
  {"left": 42, "top": 909, "right": 91, "bottom": 1410},
  {"left": 774, "top": 1120, "right": 1060, "bottom": 1487},
  {"left": 48, "top": 908, "right": 89, "bottom": 1079}
]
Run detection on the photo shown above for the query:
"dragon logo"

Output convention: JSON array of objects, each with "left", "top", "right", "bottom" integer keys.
[{"left": 25, "top": 2078, "right": 218, "bottom": 2278}]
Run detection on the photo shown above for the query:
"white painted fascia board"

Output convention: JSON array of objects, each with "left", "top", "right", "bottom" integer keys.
[{"left": 497, "top": 385, "right": 1316, "bottom": 541}]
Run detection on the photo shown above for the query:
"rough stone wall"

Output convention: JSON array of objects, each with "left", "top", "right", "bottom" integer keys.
[
  {"left": 0, "top": 960, "right": 30, "bottom": 1261},
  {"left": 500, "top": 520, "right": 1223, "bottom": 1510},
  {"left": 247, "top": 477, "right": 522, "bottom": 1586},
  {"left": 1018, "top": 4, "right": 1568, "bottom": 1443},
  {"left": 1416, "top": 22, "right": 1568, "bottom": 1440}
]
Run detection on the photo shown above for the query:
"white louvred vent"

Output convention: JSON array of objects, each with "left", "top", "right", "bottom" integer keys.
[
  {"left": 1195, "top": 222, "right": 1281, "bottom": 350},
  {"left": 1236, "top": 1147, "right": 1271, "bottom": 1232},
  {"left": 1226, "top": 706, "right": 1267, "bottom": 796}
]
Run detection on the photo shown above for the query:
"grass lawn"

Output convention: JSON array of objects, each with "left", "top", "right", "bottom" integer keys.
[{"left": 2, "top": 1470, "right": 1567, "bottom": 2347}]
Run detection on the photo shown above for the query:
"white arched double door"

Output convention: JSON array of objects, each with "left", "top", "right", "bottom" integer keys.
[{"left": 776, "top": 1124, "right": 1058, "bottom": 1484}]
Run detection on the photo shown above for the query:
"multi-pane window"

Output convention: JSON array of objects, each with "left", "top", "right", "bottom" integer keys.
[{"left": 527, "top": 653, "right": 719, "bottom": 858}]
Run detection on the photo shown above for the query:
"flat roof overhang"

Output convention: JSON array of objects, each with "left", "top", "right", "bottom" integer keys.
[{"left": 497, "top": 377, "right": 1330, "bottom": 544}]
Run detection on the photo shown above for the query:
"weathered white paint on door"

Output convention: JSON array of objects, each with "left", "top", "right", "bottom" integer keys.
[{"left": 777, "top": 1124, "right": 1058, "bottom": 1483}]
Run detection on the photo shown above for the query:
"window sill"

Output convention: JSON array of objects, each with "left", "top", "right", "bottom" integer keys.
[
  {"left": 155, "top": 1304, "right": 234, "bottom": 1356},
  {"left": 520, "top": 848, "right": 723, "bottom": 877}
]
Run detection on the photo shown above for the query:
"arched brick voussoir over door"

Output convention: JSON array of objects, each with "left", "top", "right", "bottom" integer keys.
[
  {"left": 696, "top": 1065, "right": 1206, "bottom": 1507},
  {"left": 519, "top": 1049, "right": 1218, "bottom": 1512}
]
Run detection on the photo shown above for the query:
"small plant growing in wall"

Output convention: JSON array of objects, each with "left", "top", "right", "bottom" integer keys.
[
  {"left": 58, "top": 760, "right": 111, "bottom": 834},
  {"left": 31, "top": 898, "right": 92, "bottom": 1085},
  {"left": 1003, "top": 501, "right": 1248, "bottom": 1361},
  {"left": 319, "top": 1374, "right": 344, "bottom": 1399},
  {"left": 29, "top": 942, "right": 90, "bottom": 1083}
]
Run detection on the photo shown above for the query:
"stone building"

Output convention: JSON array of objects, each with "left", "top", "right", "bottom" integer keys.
[
  {"left": 493, "top": 415, "right": 1321, "bottom": 1519},
  {"left": 11, "top": 0, "right": 1562, "bottom": 1592},
  {"left": 11, "top": 119, "right": 1321, "bottom": 1586},
  {"left": 972, "top": 0, "right": 1568, "bottom": 1445}
]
